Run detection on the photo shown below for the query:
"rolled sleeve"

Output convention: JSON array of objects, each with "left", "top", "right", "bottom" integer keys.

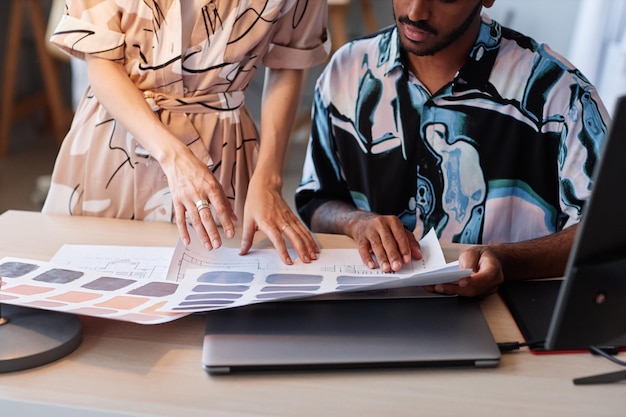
[
  {"left": 50, "top": 14, "right": 125, "bottom": 62},
  {"left": 263, "top": 1, "right": 331, "bottom": 69}
]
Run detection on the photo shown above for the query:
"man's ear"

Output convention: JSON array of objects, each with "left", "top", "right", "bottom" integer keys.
[{"left": 482, "top": 0, "right": 496, "bottom": 8}]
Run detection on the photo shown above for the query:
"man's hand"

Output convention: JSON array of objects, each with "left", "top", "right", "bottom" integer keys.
[
  {"left": 424, "top": 246, "right": 504, "bottom": 297},
  {"left": 346, "top": 212, "right": 422, "bottom": 272}
]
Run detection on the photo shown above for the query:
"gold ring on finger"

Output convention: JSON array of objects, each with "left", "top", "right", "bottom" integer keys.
[{"left": 281, "top": 223, "right": 290, "bottom": 232}]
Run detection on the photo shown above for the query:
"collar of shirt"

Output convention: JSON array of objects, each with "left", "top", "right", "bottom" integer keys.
[{"left": 383, "top": 14, "right": 503, "bottom": 93}]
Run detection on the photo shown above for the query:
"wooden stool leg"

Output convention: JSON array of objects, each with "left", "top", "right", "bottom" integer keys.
[
  {"left": 0, "top": 0, "right": 23, "bottom": 157},
  {"left": 27, "top": 0, "right": 70, "bottom": 145},
  {"left": 328, "top": 4, "right": 350, "bottom": 53},
  {"left": 359, "top": 0, "right": 378, "bottom": 34}
]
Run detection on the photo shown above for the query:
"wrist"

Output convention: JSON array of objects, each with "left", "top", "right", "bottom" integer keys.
[
  {"left": 250, "top": 168, "right": 283, "bottom": 191},
  {"left": 152, "top": 139, "right": 189, "bottom": 167}
]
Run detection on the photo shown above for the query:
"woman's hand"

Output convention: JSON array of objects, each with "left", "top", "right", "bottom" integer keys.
[
  {"left": 85, "top": 56, "right": 236, "bottom": 250},
  {"left": 160, "top": 145, "right": 237, "bottom": 250},
  {"left": 239, "top": 179, "right": 319, "bottom": 265}
]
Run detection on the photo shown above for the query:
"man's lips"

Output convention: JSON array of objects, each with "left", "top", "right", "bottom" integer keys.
[{"left": 402, "top": 23, "right": 433, "bottom": 42}]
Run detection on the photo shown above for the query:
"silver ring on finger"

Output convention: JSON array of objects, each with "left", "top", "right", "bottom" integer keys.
[{"left": 195, "top": 199, "right": 210, "bottom": 211}]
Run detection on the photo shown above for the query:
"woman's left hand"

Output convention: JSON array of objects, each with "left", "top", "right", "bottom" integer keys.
[{"left": 239, "top": 182, "right": 319, "bottom": 265}]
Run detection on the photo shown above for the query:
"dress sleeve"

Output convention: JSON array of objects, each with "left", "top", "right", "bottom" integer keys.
[
  {"left": 263, "top": 0, "right": 331, "bottom": 69},
  {"left": 49, "top": 0, "right": 125, "bottom": 62}
]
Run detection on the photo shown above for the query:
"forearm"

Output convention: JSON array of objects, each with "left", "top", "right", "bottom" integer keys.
[
  {"left": 254, "top": 67, "right": 304, "bottom": 190},
  {"left": 488, "top": 225, "right": 578, "bottom": 280},
  {"left": 85, "top": 56, "right": 188, "bottom": 165},
  {"left": 311, "top": 200, "right": 365, "bottom": 236},
  {"left": 312, "top": 200, "right": 420, "bottom": 271}
]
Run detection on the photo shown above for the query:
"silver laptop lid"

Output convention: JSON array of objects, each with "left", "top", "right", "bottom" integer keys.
[{"left": 202, "top": 297, "right": 500, "bottom": 374}]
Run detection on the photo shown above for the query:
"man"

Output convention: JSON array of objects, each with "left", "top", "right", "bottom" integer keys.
[{"left": 295, "top": 0, "right": 609, "bottom": 297}]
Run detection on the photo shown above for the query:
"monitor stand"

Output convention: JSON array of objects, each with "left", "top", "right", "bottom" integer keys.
[
  {"left": 573, "top": 344, "right": 626, "bottom": 385},
  {"left": 0, "top": 304, "right": 82, "bottom": 373},
  {"left": 574, "top": 370, "right": 626, "bottom": 385}
]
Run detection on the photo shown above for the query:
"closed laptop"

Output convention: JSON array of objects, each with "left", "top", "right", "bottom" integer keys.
[{"left": 202, "top": 296, "right": 500, "bottom": 374}]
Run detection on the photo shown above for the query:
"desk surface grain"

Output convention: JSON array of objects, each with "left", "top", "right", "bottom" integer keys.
[{"left": 1, "top": 210, "right": 624, "bottom": 417}]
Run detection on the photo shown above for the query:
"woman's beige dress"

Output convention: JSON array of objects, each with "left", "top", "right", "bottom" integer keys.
[{"left": 42, "top": 0, "right": 329, "bottom": 223}]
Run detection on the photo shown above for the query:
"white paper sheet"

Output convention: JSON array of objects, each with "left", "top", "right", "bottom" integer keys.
[
  {"left": 50, "top": 245, "right": 175, "bottom": 281},
  {"left": 160, "top": 229, "right": 471, "bottom": 313},
  {"left": 0, "top": 230, "right": 470, "bottom": 323}
]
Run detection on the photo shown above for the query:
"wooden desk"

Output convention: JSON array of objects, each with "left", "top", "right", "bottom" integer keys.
[{"left": 0, "top": 210, "right": 624, "bottom": 416}]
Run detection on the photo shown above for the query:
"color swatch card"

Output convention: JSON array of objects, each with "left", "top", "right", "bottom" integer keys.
[
  {"left": 161, "top": 229, "right": 471, "bottom": 313},
  {"left": 0, "top": 246, "right": 186, "bottom": 324}
]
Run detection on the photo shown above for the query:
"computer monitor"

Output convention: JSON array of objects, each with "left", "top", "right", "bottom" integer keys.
[{"left": 544, "top": 95, "right": 626, "bottom": 351}]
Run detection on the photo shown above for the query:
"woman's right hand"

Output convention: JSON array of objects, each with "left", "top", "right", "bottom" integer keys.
[
  {"left": 159, "top": 145, "right": 237, "bottom": 250},
  {"left": 85, "top": 55, "right": 236, "bottom": 249}
]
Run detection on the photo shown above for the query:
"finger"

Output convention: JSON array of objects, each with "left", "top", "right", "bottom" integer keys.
[
  {"left": 280, "top": 223, "right": 309, "bottom": 263},
  {"left": 175, "top": 203, "right": 191, "bottom": 246},
  {"left": 267, "top": 225, "right": 293, "bottom": 265},
  {"left": 389, "top": 226, "right": 417, "bottom": 266},
  {"left": 292, "top": 219, "right": 320, "bottom": 257},
  {"left": 432, "top": 283, "right": 461, "bottom": 296},
  {"left": 378, "top": 229, "right": 405, "bottom": 272},
  {"left": 367, "top": 234, "right": 392, "bottom": 272},
  {"left": 204, "top": 181, "right": 236, "bottom": 238},
  {"left": 432, "top": 277, "right": 497, "bottom": 298},
  {"left": 189, "top": 204, "right": 214, "bottom": 250},
  {"left": 407, "top": 232, "right": 422, "bottom": 260},
  {"left": 239, "top": 217, "right": 256, "bottom": 256},
  {"left": 458, "top": 249, "right": 481, "bottom": 272},
  {"left": 356, "top": 240, "right": 377, "bottom": 269},
  {"left": 281, "top": 220, "right": 319, "bottom": 263},
  {"left": 197, "top": 204, "right": 222, "bottom": 249}
]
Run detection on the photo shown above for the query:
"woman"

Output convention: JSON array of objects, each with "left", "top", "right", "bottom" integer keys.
[{"left": 43, "top": 0, "right": 329, "bottom": 264}]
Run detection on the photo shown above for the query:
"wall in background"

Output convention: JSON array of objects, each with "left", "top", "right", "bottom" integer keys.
[
  {"left": 486, "top": 0, "right": 582, "bottom": 57},
  {"left": 488, "top": 0, "right": 626, "bottom": 113}
]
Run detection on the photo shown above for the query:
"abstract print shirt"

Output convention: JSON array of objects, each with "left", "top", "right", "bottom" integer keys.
[{"left": 296, "top": 15, "right": 609, "bottom": 244}]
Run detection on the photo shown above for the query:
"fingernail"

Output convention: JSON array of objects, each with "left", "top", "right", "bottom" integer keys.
[
  {"left": 392, "top": 261, "right": 401, "bottom": 270},
  {"left": 310, "top": 252, "right": 317, "bottom": 260},
  {"left": 226, "top": 229, "right": 234, "bottom": 239},
  {"left": 367, "top": 261, "right": 375, "bottom": 269},
  {"left": 204, "top": 242, "right": 212, "bottom": 250},
  {"left": 212, "top": 239, "right": 221, "bottom": 249}
]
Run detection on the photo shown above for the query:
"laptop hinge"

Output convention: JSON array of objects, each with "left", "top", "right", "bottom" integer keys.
[{"left": 474, "top": 359, "right": 500, "bottom": 368}]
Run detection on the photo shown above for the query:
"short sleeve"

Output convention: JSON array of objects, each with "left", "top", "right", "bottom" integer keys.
[
  {"left": 49, "top": 0, "right": 125, "bottom": 62},
  {"left": 558, "top": 80, "right": 610, "bottom": 229},
  {"left": 263, "top": 0, "right": 331, "bottom": 69}
]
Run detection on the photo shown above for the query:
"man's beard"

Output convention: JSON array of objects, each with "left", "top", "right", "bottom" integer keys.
[{"left": 396, "top": 1, "right": 482, "bottom": 57}]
